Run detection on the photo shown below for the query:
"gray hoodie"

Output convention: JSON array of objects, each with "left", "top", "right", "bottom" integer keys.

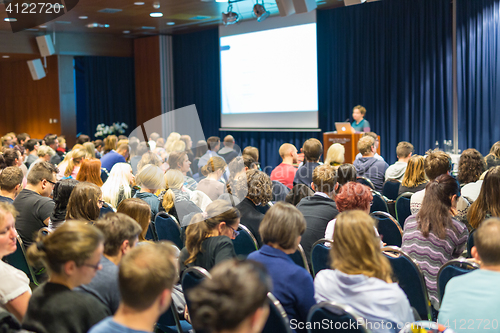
[
  {"left": 384, "top": 161, "right": 407, "bottom": 181},
  {"left": 353, "top": 157, "right": 389, "bottom": 192}
]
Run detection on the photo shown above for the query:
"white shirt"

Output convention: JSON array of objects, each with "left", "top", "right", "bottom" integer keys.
[{"left": 0, "top": 260, "right": 31, "bottom": 306}]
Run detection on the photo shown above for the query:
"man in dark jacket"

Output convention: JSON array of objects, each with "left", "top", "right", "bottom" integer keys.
[{"left": 353, "top": 136, "right": 389, "bottom": 192}]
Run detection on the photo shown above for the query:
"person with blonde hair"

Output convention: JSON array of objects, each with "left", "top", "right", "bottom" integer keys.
[
  {"left": 83, "top": 142, "right": 96, "bottom": 159},
  {"left": 168, "top": 151, "right": 197, "bottom": 191},
  {"left": 22, "top": 222, "right": 109, "bottom": 332},
  {"left": 102, "top": 135, "right": 118, "bottom": 156},
  {"left": 315, "top": 210, "right": 413, "bottom": 331},
  {"left": 485, "top": 141, "right": 500, "bottom": 170},
  {"left": 196, "top": 156, "right": 227, "bottom": 201},
  {"left": 101, "top": 163, "right": 134, "bottom": 208},
  {"left": 136, "top": 151, "right": 162, "bottom": 174},
  {"left": 398, "top": 155, "right": 428, "bottom": 195},
  {"left": 163, "top": 169, "right": 201, "bottom": 226},
  {"left": 133, "top": 165, "right": 165, "bottom": 221},
  {"left": 271, "top": 143, "right": 299, "bottom": 189},
  {"left": 26, "top": 145, "right": 55, "bottom": 174},
  {"left": 324, "top": 143, "right": 345, "bottom": 168},
  {"left": 57, "top": 148, "right": 87, "bottom": 180},
  {"left": 354, "top": 136, "right": 389, "bottom": 192}
]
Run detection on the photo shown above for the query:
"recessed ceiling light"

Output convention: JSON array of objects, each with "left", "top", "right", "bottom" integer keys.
[
  {"left": 150, "top": 12, "right": 163, "bottom": 17},
  {"left": 40, "top": 25, "right": 47, "bottom": 28},
  {"left": 123, "top": 30, "right": 131, "bottom": 34},
  {"left": 4, "top": 18, "right": 17, "bottom": 22},
  {"left": 2, "top": 55, "right": 10, "bottom": 58},
  {"left": 79, "top": 16, "right": 88, "bottom": 19},
  {"left": 166, "top": 22, "right": 175, "bottom": 25},
  {"left": 141, "top": 26, "right": 156, "bottom": 30},
  {"left": 104, "top": 24, "right": 110, "bottom": 28},
  {"left": 134, "top": 1, "right": 145, "bottom": 5}
]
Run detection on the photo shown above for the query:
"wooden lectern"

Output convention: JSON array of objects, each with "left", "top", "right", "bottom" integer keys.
[{"left": 323, "top": 132, "right": 381, "bottom": 164}]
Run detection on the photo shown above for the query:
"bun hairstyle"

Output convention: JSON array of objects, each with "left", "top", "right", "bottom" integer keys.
[
  {"left": 185, "top": 200, "right": 240, "bottom": 265},
  {"left": 26, "top": 221, "right": 104, "bottom": 274},
  {"left": 189, "top": 259, "right": 271, "bottom": 333},
  {"left": 201, "top": 157, "right": 226, "bottom": 177}
]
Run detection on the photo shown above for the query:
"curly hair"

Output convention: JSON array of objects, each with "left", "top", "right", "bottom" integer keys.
[
  {"left": 458, "top": 148, "right": 485, "bottom": 185},
  {"left": 335, "top": 182, "right": 373, "bottom": 212},
  {"left": 245, "top": 169, "right": 272, "bottom": 206}
]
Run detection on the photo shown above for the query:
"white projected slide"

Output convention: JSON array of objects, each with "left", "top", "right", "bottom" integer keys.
[{"left": 220, "top": 23, "right": 318, "bottom": 115}]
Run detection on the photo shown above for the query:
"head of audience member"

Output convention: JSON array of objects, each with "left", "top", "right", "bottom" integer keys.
[
  {"left": 116, "top": 242, "right": 178, "bottom": 322},
  {"left": 363, "top": 132, "right": 380, "bottom": 149},
  {"left": 163, "top": 169, "right": 184, "bottom": 214},
  {"left": 335, "top": 182, "right": 373, "bottom": 213},
  {"left": 116, "top": 144, "right": 130, "bottom": 161},
  {"left": 396, "top": 141, "right": 414, "bottom": 162},
  {"left": 206, "top": 136, "right": 221, "bottom": 152},
  {"left": 103, "top": 135, "right": 118, "bottom": 154},
  {"left": 16, "top": 133, "right": 30, "bottom": 146},
  {"left": 195, "top": 140, "right": 208, "bottom": 158},
  {"left": 468, "top": 166, "right": 500, "bottom": 229},
  {"left": 401, "top": 155, "right": 427, "bottom": 188},
  {"left": 82, "top": 142, "right": 95, "bottom": 159},
  {"left": 352, "top": 105, "right": 366, "bottom": 123},
  {"left": 44, "top": 134, "right": 59, "bottom": 150},
  {"left": 66, "top": 182, "right": 103, "bottom": 222},
  {"left": 27, "top": 162, "right": 58, "bottom": 197},
  {"left": 136, "top": 152, "right": 162, "bottom": 174},
  {"left": 24, "top": 139, "right": 40, "bottom": 155},
  {"left": 168, "top": 151, "right": 191, "bottom": 175},
  {"left": 223, "top": 135, "right": 235, "bottom": 149},
  {"left": 0, "top": 148, "right": 21, "bottom": 169},
  {"left": 242, "top": 146, "right": 259, "bottom": 162},
  {"left": 311, "top": 165, "right": 338, "bottom": 197},
  {"left": 101, "top": 163, "right": 134, "bottom": 208},
  {"left": 94, "top": 140, "right": 104, "bottom": 153},
  {"left": 336, "top": 164, "right": 357, "bottom": 190},
  {"left": 417, "top": 174, "right": 460, "bottom": 239},
  {"left": 76, "top": 134, "right": 90, "bottom": 145},
  {"left": 185, "top": 200, "right": 241, "bottom": 265},
  {"left": 36, "top": 145, "right": 55, "bottom": 162},
  {"left": 166, "top": 140, "right": 185, "bottom": 155},
  {"left": 180, "top": 135, "right": 193, "bottom": 153},
  {"left": 50, "top": 179, "right": 79, "bottom": 227},
  {"left": 164, "top": 132, "right": 181, "bottom": 151},
  {"left": 285, "top": 184, "right": 314, "bottom": 206},
  {"left": 302, "top": 138, "right": 322, "bottom": 163},
  {"left": 1, "top": 134, "right": 13, "bottom": 148},
  {"left": 246, "top": 169, "right": 272, "bottom": 206},
  {"left": 259, "top": 202, "right": 306, "bottom": 254},
  {"left": 325, "top": 143, "right": 345, "bottom": 167},
  {"left": 201, "top": 157, "right": 227, "bottom": 180},
  {"left": 242, "top": 154, "right": 259, "bottom": 170},
  {"left": 128, "top": 140, "right": 139, "bottom": 158},
  {"left": 135, "top": 142, "right": 150, "bottom": 158},
  {"left": 64, "top": 149, "right": 88, "bottom": 177},
  {"left": 76, "top": 159, "right": 104, "bottom": 187},
  {"left": 26, "top": 222, "right": 104, "bottom": 289},
  {"left": 424, "top": 149, "right": 452, "bottom": 181},
  {"left": 149, "top": 132, "right": 161, "bottom": 143},
  {"left": 0, "top": 166, "right": 23, "bottom": 198},
  {"left": 55, "top": 136, "right": 64, "bottom": 151},
  {"left": 472, "top": 218, "right": 500, "bottom": 269},
  {"left": 227, "top": 156, "right": 246, "bottom": 179},
  {"left": 136, "top": 165, "right": 165, "bottom": 193},
  {"left": 279, "top": 143, "right": 298, "bottom": 165},
  {"left": 458, "top": 148, "right": 485, "bottom": 185},
  {"left": 331, "top": 210, "right": 392, "bottom": 282},
  {"left": 486, "top": 141, "right": 500, "bottom": 161},
  {"left": 357, "top": 136, "right": 376, "bottom": 157},
  {"left": 189, "top": 259, "right": 271, "bottom": 333},
  {"left": 117, "top": 198, "right": 152, "bottom": 242},
  {"left": 0, "top": 202, "right": 18, "bottom": 259},
  {"left": 226, "top": 157, "right": 248, "bottom": 200}
]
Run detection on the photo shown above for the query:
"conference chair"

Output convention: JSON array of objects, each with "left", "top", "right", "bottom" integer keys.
[
  {"left": 395, "top": 192, "right": 413, "bottom": 228},
  {"left": 99, "top": 202, "right": 115, "bottom": 217},
  {"left": 155, "top": 212, "right": 184, "bottom": 249},
  {"left": 437, "top": 258, "right": 479, "bottom": 303},
  {"left": 3, "top": 235, "right": 40, "bottom": 287},
  {"left": 356, "top": 177, "right": 375, "bottom": 190},
  {"left": 466, "top": 229, "right": 476, "bottom": 258},
  {"left": 307, "top": 301, "right": 370, "bottom": 333},
  {"left": 382, "top": 179, "right": 401, "bottom": 201},
  {"left": 232, "top": 224, "right": 259, "bottom": 258},
  {"left": 156, "top": 301, "right": 192, "bottom": 333},
  {"left": 382, "top": 246, "right": 432, "bottom": 321},
  {"left": 370, "top": 191, "right": 389, "bottom": 214},
  {"left": 272, "top": 180, "right": 291, "bottom": 202},
  {"left": 145, "top": 221, "right": 157, "bottom": 241},
  {"left": 310, "top": 238, "right": 333, "bottom": 277},
  {"left": 262, "top": 293, "right": 293, "bottom": 333},
  {"left": 371, "top": 211, "right": 403, "bottom": 247},
  {"left": 182, "top": 266, "right": 212, "bottom": 313},
  {"left": 288, "top": 244, "right": 310, "bottom": 274}
]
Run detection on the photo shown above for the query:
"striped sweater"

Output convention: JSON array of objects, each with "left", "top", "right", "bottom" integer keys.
[{"left": 401, "top": 215, "right": 468, "bottom": 309}]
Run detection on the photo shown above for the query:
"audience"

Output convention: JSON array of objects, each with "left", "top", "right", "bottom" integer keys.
[
  {"left": 484, "top": 141, "right": 500, "bottom": 170},
  {"left": 76, "top": 159, "right": 104, "bottom": 187},
  {"left": 398, "top": 155, "right": 428, "bottom": 195},
  {"left": 66, "top": 182, "right": 103, "bottom": 223},
  {"left": 324, "top": 143, "right": 345, "bottom": 168},
  {"left": 45, "top": 135, "right": 62, "bottom": 166},
  {"left": 335, "top": 163, "right": 357, "bottom": 191},
  {"left": 315, "top": 210, "right": 414, "bottom": 331},
  {"left": 23, "top": 139, "right": 39, "bottom": 168},
  {"left": 242, "top": 146, "right": 259, "bottom": 164},
  {"left": 57, "top": 149, "right": 87, "bottom": 180},
  {"left": 136, "top": 151, "right": 163, "bottom": 174},
  {"left": 101, "top": 163, "right": 134, "bottom": 208},
  {"left": 101, "top": 144, "right": 129, "bottom": 172},
  {"left": 248, "top": 202, "right": 314, "bottom": 332},
  {"left": 270, "top": 143, "right": 299, "bottom": 189},
  {"left": 168, "top": 151, "right": 197, "bottom": 191},
  {"left": 163, "top": 169, "right": 201, "bottom": 225},
  {"left": 192, "top": 140, "right": 208, "bottom": 174},
  {"left": 130, "top": 142, "right": 149, "bottom": 175},
  {"left": 354, "top": 132, "right": 384, "bottom": 161},
  {"left": 27, "top": 145, "right": 55, "bottom": 173},
  {"left": 0, "top": 166, "right": 23, "bottom": 203},
  {"left": 354, "top": 136, "right": 389, "bottom": 192},
  {"left": 457, "top": 148, "right": 485, "bottom": 186},
  {"left": 221, "top": 156, "right": 247, "bottom": 205},
  {"left": 438, "top": 218, "right": 500, "bottom": 332},
  {"left": 385, "top": 141, "right": 413, "bottom": 181},
  {"left": 285, "top": 184, "right": 314, "bottom": 206},
  {"left": 0, "top": 202, "right": 31, "bottom": 322},
  {"left": 467, "top": 166, "right": 500, "bottom": 229},
  {"left": 117, "top": 198, "right": 153, "bottom": 242},
  {"left": 402, "top": 174, "right": 469, "bottom": 309},
  {"left": 102, "top": 135, "right": 118, "bottom": 156},
  {"left": 218, "top": 135, "right": 240, "bottom": 163},
  {"left": 133, "top": 165, "right": 165, "bottom": 222},
  {"left": 294, "top": 138, "right": 323, "bottom": 187},
  {"left": 23, "top": 222, "right": 109, "bottom": 333},
  {"left": 48, "top": 178, "right": 79, "bottom": 230},
  {"left": 196, "top": 157, "right": 227, "bottom": 201},
  {"left": 198, "top": 136, "right": 224, "bottom": 172}
]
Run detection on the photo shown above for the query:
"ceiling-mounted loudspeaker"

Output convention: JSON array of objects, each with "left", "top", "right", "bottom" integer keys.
[
  {"left": 276, "top": 0, "right": 295, "bottom": 16},
  {"left": 292, "top": 0, "right": 316, "bottom": 13},
  {"left": 27, "top": 59, "right": 46, "bottom": 80},
  {"left": 36, "top": 35, "right": 55, "bottom": 57}
]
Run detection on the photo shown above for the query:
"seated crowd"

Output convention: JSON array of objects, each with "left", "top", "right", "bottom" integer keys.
[{"left": 0, "top": 130, "right": 499, "bottom": 333}]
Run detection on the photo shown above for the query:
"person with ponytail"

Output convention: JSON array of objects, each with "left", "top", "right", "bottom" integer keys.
[
  {"left": 189, "top": 259, "right": 271, "bottom": 333},
  {"left": 162, "top": 169, "right": 201, "bottom": 226},
  {"left": 401, "top": 174, "right": 469, "bottom": 310},
  {"left": 196, "top": 157, "right": 227, "bottom": 201},
  {"left": 58, "top": 149, "right": 87, "bottom": 180},
  {"left": 179, "top": 200, "right": 240, "bottom": 276},
  {"left": 22, "top": 222, "right": 109, "bottom": 333}
]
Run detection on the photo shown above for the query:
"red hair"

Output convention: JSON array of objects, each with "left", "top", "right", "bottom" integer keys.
[
  {"left": 335, "top": 182, "right": 373, "bottom": 212},
  {"left": 76, "top": 159, "right": 103, "bottom": 187}
]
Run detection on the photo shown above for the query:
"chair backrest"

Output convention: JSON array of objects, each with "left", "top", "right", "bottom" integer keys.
[
  {"left": 155, "top": 212, "right": 183, "bottom": 249},
  {"left": 182, "top": 266, "right": 212, "bottom": 312},
  {"left": 145, "top": 221, "right": 157, "bottom": 241},
  {"left": 371, "top": 211, "right": 403, "bottom": 247},
  {"left": 262, "top": 293, "right": 293, "bottom": 333},
  {"left": 272, "top": 180, "right": 290, "bottom": 202},
  {"left": 3, "top": 235, "right": 39, "bottom": 286},
  {"left": 395, "top": 192, "right": 413, "bottom": 228},
  {"left": 382, "top": 246, "right": 432, "bottom": 321},
  {"left": 370, "top": 190, "right": 389, "bottom": 213},
  {"left": 437, "top": 258, "right": 479, "bottom": 302},
  {"left": 288, "top": 244, "right": 310, "bottom": 274},
  {"left": 382, "top": 179, "right": 401, "bottom": 201},
  {"left": 310, "top": 238, "right": 333, "bottom": 277},
  {"left": 99, "top": 202, "right": 116, "bottom": 217},
  {"left": 357, "top": 177, "right": 375, "bottom": 190},
  {"left": 467, "top": 229, "right": 476, "bottom": 258},
  {"left": 232, "top": 224, "right": 259, "bottom": 258},
  {"left": 156, "top": 299, "right": 192, "bottom": 333},
  {"left": 399, "top": 321, "right": 456, "bottom": 332},
  {"left": 307, "top": 301, "right": 370, "bottom": 333}
]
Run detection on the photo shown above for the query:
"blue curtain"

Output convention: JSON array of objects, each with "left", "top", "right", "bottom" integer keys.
[
  {"left": 318, "top": 0, "right": 453, "bottom": 163},
  {"left": 457, "top": 0, "right": 500, "bottom": 156},
  {"left": 74, "top": 56, "right": 136, "bottom": 139}
]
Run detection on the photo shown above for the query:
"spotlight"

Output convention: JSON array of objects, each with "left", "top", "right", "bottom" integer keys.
[
  {"left": 222, "top": 4, "right": 239, "bottom": 25},
  {"left": 253, "top": 1, "right": 270, "bottom": 22}
]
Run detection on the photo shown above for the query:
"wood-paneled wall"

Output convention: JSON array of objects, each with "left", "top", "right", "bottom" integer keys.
[{"left": 0, "top": 56, "right": 61, "bottom": 139}]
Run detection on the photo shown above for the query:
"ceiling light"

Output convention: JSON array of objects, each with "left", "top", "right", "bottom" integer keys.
[
  {"left": 2, "top": 55, "right": 10, "bottom": 58},
  {"left": 40, "top": 25, "right": 47, "bottom": 28},
  {"left": 153, "top": 1, "right": 160, "bottom": 9},
  {"left": 79, "top": 16, "right": 88, "bottom": 19},
  {"left": 134, "top": 1, "right": 145, "bottom": 4},
  {"left": 166, "top": 22, "right": 175, "bottom": 26},
  {"left": 4, "top": 18, "right": 17, "bottom": 22},
  {"left": 222, "top": 4, "right": 239, "bottom": 25},
  {"left": 123, "top": 30, "right": 131, "bottom": 34},
  {"left": 150, "top": 12, "right": 163, "bottom": 17},
  {"left": 253, "top": 1, "right": 270, "bottom": 22}
]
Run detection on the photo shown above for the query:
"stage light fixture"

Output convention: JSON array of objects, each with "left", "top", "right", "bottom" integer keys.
[
  {"left": 253, "top": 1, "right": 270, "bottom": 22},
  {"left": 222, "top": 4, "right": 239, "bottom": 25}
]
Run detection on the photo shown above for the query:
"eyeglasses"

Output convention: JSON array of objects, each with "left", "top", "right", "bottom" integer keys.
[
  {"left": 82, "top": 261, "right": 101, "bottom": 271},
  {"left": 45, "top": 179, "right": 56, "bottom": 186},
  {"left": 97, "top": 200, "right": 105, "bottom": 206},
  {"left": 227, "top": 224, "right": 240, "bottom": 238}
]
